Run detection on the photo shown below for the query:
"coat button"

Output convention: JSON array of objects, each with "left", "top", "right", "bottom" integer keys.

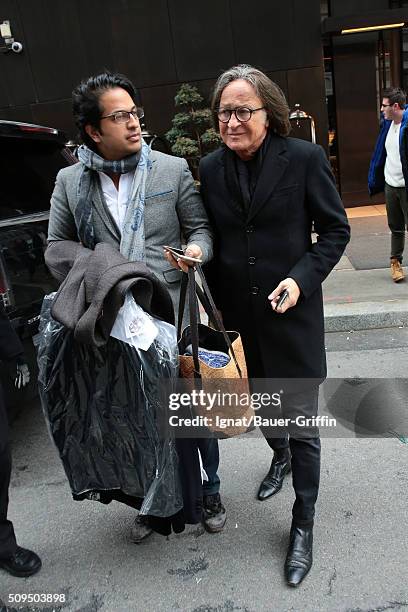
[
  {"left": 248, "top": 257, "right": 256, "bottom": 265},
  {"left": 251, "top": 286, "right": 259, "bottom": 295},
  {"left": 246, "top": 225, "right": 254, "bottom": 233}
]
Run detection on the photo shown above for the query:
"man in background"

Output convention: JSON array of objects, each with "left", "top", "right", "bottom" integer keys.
[{"left": 369, "top": 87, "right": 408, "bottom": 282}]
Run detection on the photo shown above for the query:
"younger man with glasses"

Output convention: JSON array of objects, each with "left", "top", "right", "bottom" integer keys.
[
  {"left": 369, "top": 87, "right": 408, "bottom": 282},
  {"left": 47, "top": 72, "right": 224, "bottom": 541}
]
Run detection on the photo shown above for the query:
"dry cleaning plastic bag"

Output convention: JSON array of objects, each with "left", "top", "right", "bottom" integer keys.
[{"left": 36, "top": 292, "right": 182, "bottom": 518}]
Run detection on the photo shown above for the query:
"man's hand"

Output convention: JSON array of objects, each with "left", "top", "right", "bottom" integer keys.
[
  {"left": 163, "top": 244, "right": 202, "bottom": 274},
  {"left": 268, "top": 278, "right": 300, "bottom": 314}
]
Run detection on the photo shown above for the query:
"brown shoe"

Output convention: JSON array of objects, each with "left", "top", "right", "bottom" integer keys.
[
  {"left": 130, "top": 514, "right": 153, "bottom": 544},
  {"left": 390, "top": 258, "right": 404, "bottom": 282},
  {"left": 203, "top": 493, "right": 227, "bottom": 533}
]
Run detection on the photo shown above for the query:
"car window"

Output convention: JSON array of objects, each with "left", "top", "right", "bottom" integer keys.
[{"left": 0, "top": 139, "right": 69, "bottom": 219}]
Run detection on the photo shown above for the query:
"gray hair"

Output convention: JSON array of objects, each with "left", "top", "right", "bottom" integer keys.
[{"left": 211, "top": 64, "right": 291, "bottom": 137}]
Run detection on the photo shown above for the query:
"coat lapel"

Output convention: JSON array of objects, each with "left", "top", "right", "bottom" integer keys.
[
  {"left": 218, "top": 148, "right": 247, "bottom": 220},
  {"left": 247, "top": 135, "right": 289, "bottom": 222},
  {"left": 144, "top": 151, "right": 156, "bottom": 197},
  {"left": 92, "top": 180, "right": 121, "bottom": 243}
]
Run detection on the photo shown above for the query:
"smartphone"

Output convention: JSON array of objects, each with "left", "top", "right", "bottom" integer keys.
[
  {"left": 163, "top": 246, "right": 202, "bottom": 264},
  {"left": 276, "top": 289, "right": 289, "bottom": 309}
]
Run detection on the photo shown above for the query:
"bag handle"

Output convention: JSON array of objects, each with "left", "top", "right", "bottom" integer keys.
[
  {"left": 177, "top": 271, "right": 188, "bottom": 340},
  {"left": 195, "top": 265, "right": 242, "bottom": 378},
  {"left": 187, "top": 267, "right": 201, "bottom": 378},
  {"left": 178, "top": 265, "right": 243, "bottom": 378}
]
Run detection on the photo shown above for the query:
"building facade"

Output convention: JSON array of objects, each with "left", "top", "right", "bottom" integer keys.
[
  {"left": 1, "top": 0, "right": 408, "bottom": 205},
  {"left": 323, "top": 0, "right": 408, "bottom": 205}
]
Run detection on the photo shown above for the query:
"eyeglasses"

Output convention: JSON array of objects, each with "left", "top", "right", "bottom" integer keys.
[
  {"left": 381, "top": 103, "right": 393, "bottom": 108},
  {"left": 217, "top": 106, "right": 266, "bottom": 123},
  {"left": 100, "top": 107, "right": 144, "bottom": 123}
]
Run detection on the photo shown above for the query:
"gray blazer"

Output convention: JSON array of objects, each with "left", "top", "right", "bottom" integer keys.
[{"left": 48, "top": 150, "right": 213, "bottom": 323}]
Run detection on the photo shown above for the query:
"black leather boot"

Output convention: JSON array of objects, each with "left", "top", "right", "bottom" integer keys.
[
  {"left": 0, "top": 547, "right": 41, "bottom": 578},
  {"left": 257, "top": 448, "right": 291, "bottom": 501},
  {"left": 284, "top": 523, "right": 313, "bottom": 587}
]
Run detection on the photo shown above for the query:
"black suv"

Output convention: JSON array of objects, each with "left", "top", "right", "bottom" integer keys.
[{"left": 0, "top": 120, "right": 76, "bottom": 417}]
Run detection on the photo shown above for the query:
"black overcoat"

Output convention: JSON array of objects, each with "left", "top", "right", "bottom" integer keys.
[
  {"left": 0, "top": 302, "right": 24, "bottom": 450},
  {"left": 199, "top": 134, "right": 350, "bottom": 380}
]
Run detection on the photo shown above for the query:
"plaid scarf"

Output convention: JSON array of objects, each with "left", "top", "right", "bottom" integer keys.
[{"left": 75, "top": 142, "right": 151, "bottom": 262}]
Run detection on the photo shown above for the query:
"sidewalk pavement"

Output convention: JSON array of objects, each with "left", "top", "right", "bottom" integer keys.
[{"left": 324, "top": 204, "right": 408, "bottom": 332}]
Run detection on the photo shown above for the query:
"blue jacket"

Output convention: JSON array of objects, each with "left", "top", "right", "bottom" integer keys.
[{"left": 368, "top": 107, "right": 408, "bottom": 196}]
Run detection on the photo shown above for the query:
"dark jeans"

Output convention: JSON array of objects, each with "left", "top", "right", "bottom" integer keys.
[
  {"left": 197, "top": 437, "right": 220, "bottom": 496},
  {"left": 385, "top": 182, "right": 408, "bottom": 262},
  {"left": 0, "top": 397, "right": 17, "bottom": 559}
]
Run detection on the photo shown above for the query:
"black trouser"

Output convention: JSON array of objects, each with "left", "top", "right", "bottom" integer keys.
[
  {"left": 385, "top": 182, "right": 408, "bottom": 262},
  {"left": 0, "top": 395, "right": 17, "bottom": 559},
  {"left": 260, "top": 388, "right": 321, "bottom": 526},
  {"left": 242, "top": 330, "right": 320, "bottom": 526}
]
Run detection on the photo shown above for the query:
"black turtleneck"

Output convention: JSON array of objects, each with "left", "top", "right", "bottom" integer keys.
[{"left": 224, "top": 131, "right": 271, "bottom": 216}]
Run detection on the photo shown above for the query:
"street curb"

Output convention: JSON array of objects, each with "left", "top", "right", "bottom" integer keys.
[{"left": 324, "top": 299, "right": 408, "bottom": 332}]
